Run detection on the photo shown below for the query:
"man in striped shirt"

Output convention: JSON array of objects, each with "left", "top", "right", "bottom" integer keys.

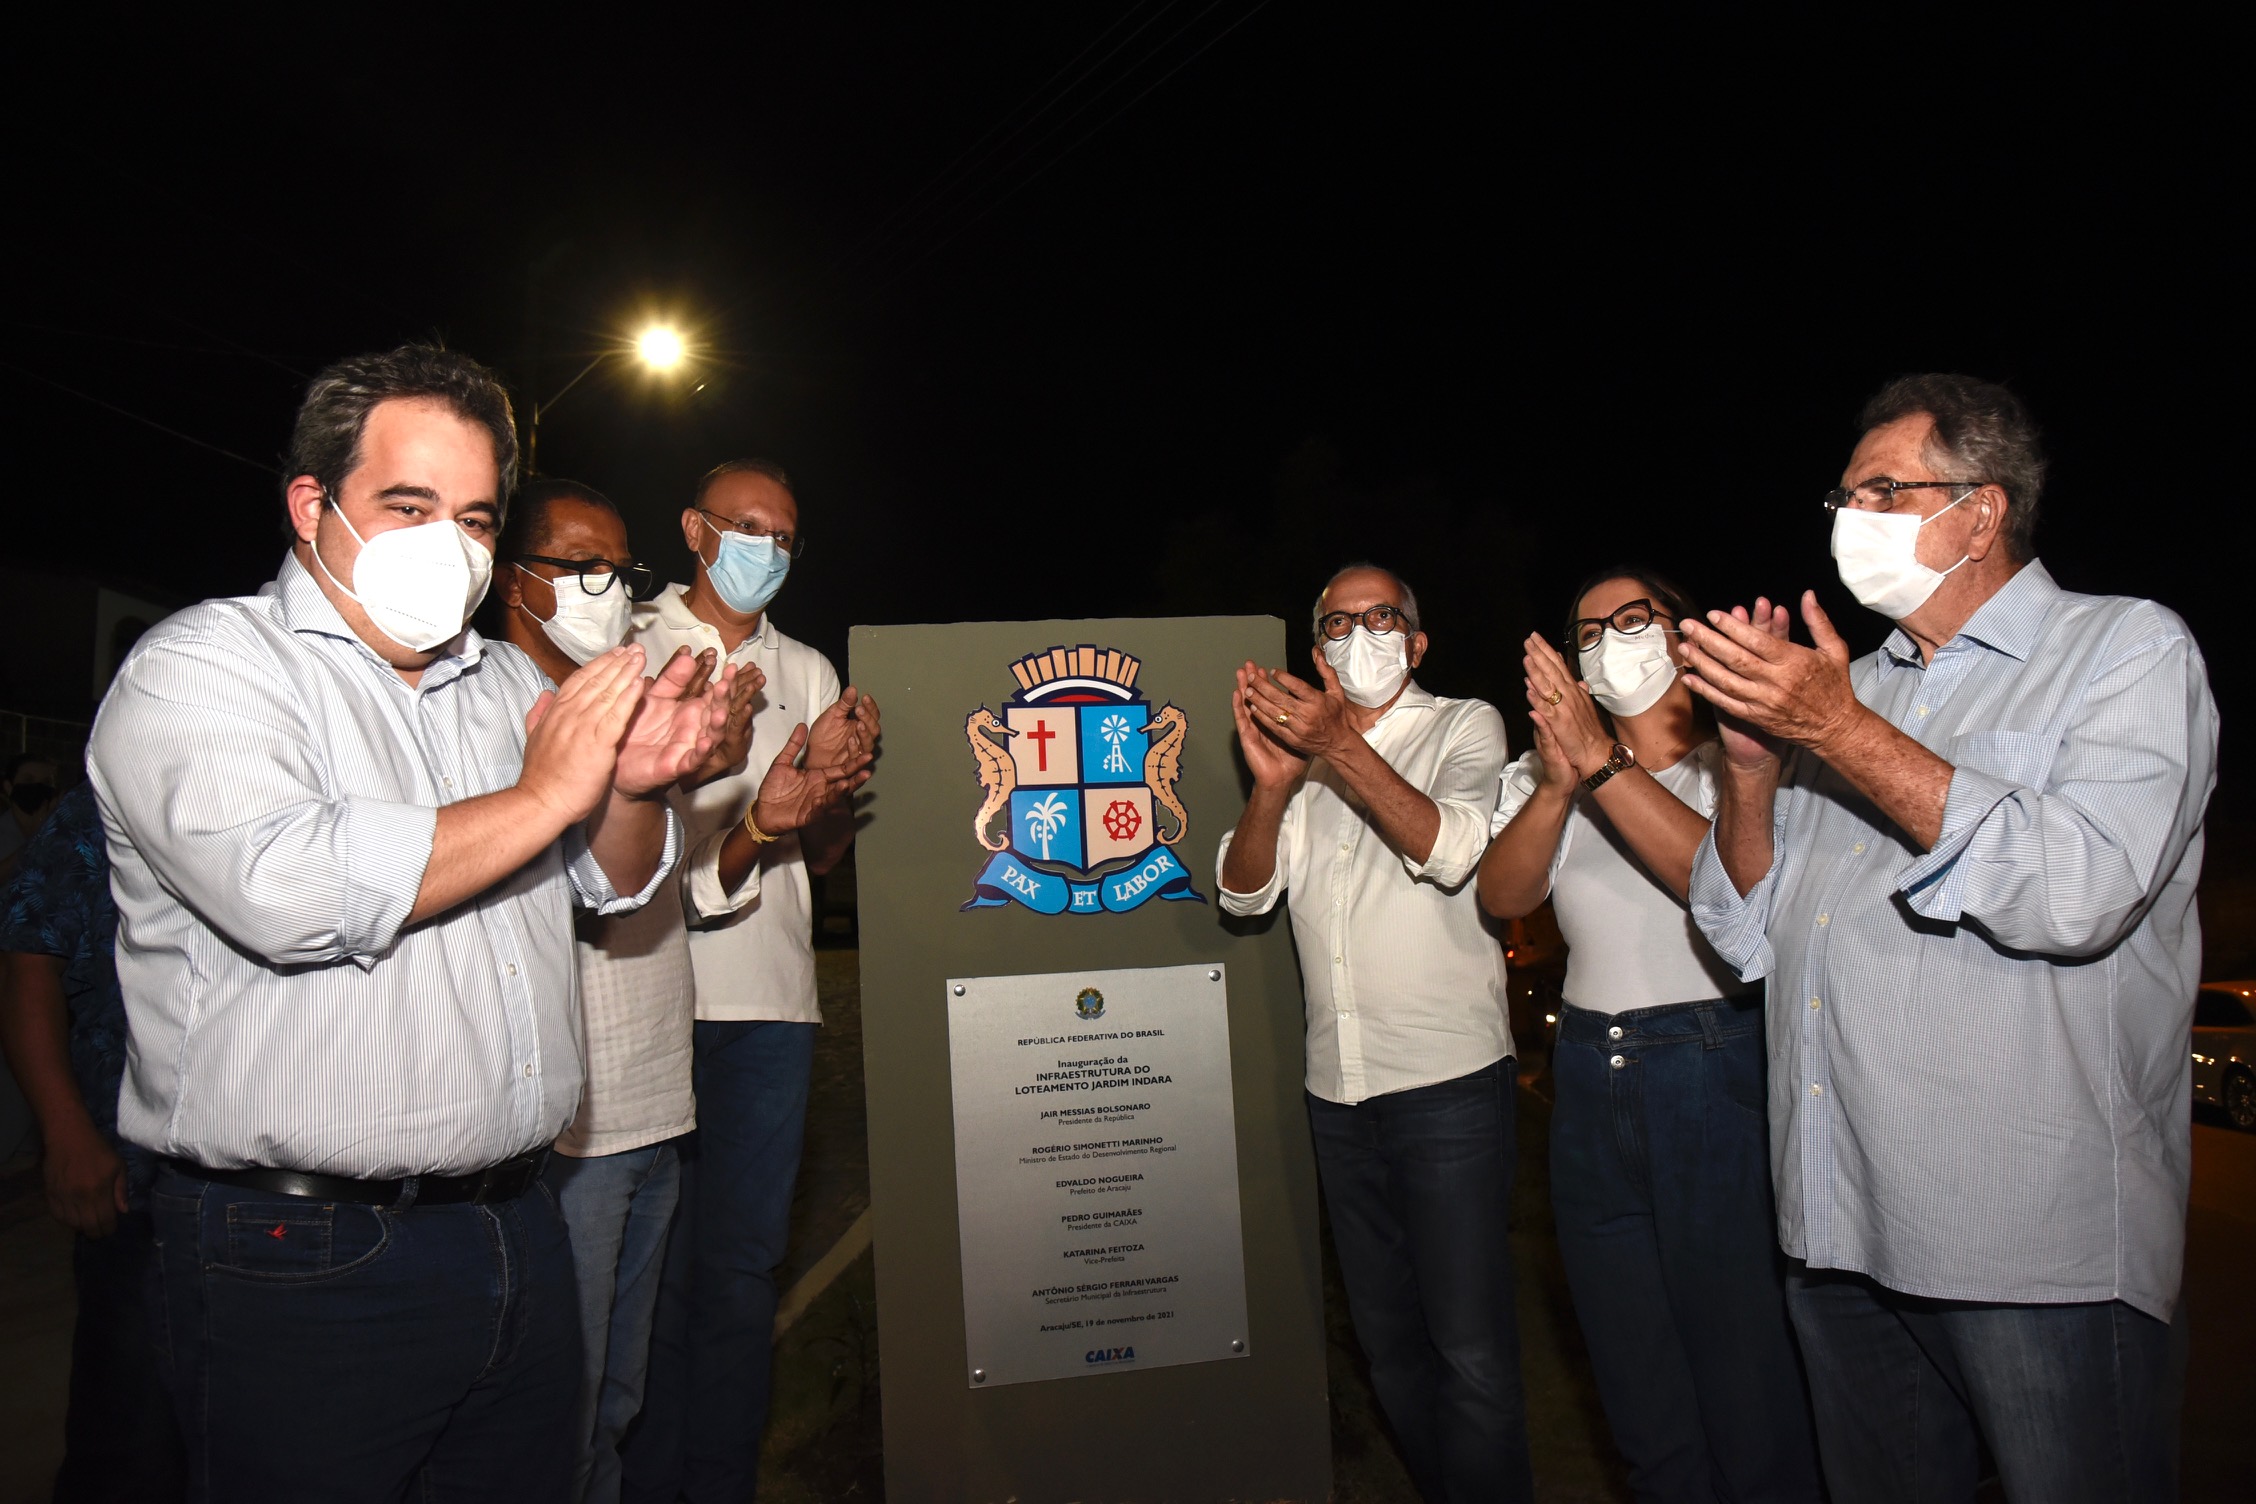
[
  {"left": 88, "top": 346, "right": 736, "bottom": 1502},
  {"left": 1680, "top": 375, "right": 2217, "bottom": 1503}
]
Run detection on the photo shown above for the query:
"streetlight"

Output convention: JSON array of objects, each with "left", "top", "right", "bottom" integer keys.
[{"left": 526, "top": 324, "right": 692, "bottom": 473}]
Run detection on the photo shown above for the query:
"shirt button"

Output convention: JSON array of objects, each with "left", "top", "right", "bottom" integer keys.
[
  {"left": 524, "top": 1063, "right": 535, "bottom": 1078},
  {"left": 443, "top": 776, "right": 454, "bottom": 788},
  {"left": 1333, "top": 955, "right": 1343, "bottom": 965},
  {"left": 506, "top": 963, "right": 518, "bottom": 977},
  {"left": 1852, "top": 842, "right": 1866, "bottom": 855},
  {"left": 1334, "top": 896, "right": 1344, "bottom": 907},
  {"left": 1607, "top": 1025, "right": 1623, "bottom": 1040},
  {"left": 1339, "top": 843, "right": 1351, "bottom": 854},
  {"left": 1809, "top": 997, "right": 1822, "bottom": 1011},
  {"left": 1916, "top": 705, "right": 1931, "bottom": 718},
  {"left": 1816, "top": 913, "right": 1829, "bottom": 926},
  {"left": 1809, "top": 1082, "right": 1824, "bottom": 1096}
]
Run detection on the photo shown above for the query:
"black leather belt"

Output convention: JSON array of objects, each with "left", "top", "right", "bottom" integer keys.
[{"left": 165, "top": 1148, "right": 548, "bottom": 1207}]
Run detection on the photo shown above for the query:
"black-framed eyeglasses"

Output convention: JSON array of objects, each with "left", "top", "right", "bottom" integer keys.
[
  {"left": 1822, "top": 478, "right": 1983, "bottom": 513},
  {"left": 1316, "top": 604, "right": 1413, "bottom": 641},
  {"left": 1569, "top": 598, "right": 1674, "bottom": 652},
  {"left": 514, "top": 555, "right": 660, "bottom": 601},
  {"left": 696, "top": 507, "right": 806, "bottom": 559}
]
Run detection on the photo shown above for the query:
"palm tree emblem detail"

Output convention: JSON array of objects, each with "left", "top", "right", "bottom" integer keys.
[{"left": 1023, "top": 793, "right": 1070, "bottom": 860}]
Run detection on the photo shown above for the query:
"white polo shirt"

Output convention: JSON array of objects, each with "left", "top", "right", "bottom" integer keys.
[{"left": 630, "top": 586, "right": 841, "bottom": 1024}]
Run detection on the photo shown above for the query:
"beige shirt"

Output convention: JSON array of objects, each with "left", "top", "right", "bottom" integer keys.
[
  {"left": 554, "top": 882, "right": 699, "bottom": 1158},
  {"left": 631, "top": 586, "right": 840, "bottom": 1024},
  {"left": 1216, "top": 682, "right": 1514, "bottom": 1104}
]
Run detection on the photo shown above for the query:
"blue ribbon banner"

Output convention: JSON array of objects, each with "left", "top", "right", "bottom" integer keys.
[{"left": 962, "top": 844, "right": 1207, "bottom": 915}]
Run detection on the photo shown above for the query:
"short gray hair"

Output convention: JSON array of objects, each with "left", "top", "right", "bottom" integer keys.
[
  {"left": 1858, "top": 373, "right": 2047, "bottom": 562},
  {"left": 1312, "top": 563, "right": 1421, "bottom": 638}
]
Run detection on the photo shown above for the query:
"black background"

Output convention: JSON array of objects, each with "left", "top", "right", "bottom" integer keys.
[{"left": 3, "top": 7, "right": 2239, "bottom": 784}]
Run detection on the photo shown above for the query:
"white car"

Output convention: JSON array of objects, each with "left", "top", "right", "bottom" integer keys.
[{"left": 2192, "top": 981, "right": 2256, "bottom": 1130}]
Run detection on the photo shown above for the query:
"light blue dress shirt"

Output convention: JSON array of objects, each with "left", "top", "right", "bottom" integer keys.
[
  {"left": 89, "top": 553, "right": 679, "bottom": 1180},
  {"left": 1690, "top": 561, "right": 2216, "bottom": 1319}
]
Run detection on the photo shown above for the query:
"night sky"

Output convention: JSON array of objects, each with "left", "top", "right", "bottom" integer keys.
[{"left": 6, "top": 9, "right": 2240, "bottom": 788}]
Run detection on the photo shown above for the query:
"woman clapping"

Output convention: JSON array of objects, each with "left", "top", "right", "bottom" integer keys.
[{"left": 1478, "top": 567, "right": 1819, "bottom": 1503}]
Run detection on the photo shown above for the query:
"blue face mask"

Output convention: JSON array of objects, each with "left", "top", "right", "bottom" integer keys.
[{"left": 699, "top": 516, "right": 792, "bottom": 615}]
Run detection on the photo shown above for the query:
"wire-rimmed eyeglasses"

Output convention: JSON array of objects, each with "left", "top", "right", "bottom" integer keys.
[
  {"left": 1317, "top": 604, "right": 1413, "bottom": 641},
  {"left": 1569, "top": 598, "right": 1676, "bottom": 652},
  {"left": 696, "top": 507, "right": 806, "bottom": 559},
  {"left": 514, "top": 555, "right": 660, "bottom": 601},
  {"left": 1822, "top": 478, "right": 1983, "bottom": 513}
]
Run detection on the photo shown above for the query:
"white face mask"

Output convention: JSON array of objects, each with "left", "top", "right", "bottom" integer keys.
[
  {"left": 1579, "top": 625, "right": 1677, "bottom": 717},
  {"left": 516, "top": 564, "right": 632, "bottom": 666},
  {"left": 1830, "top": 490, "right": 1974, "bottom": 620},
  {"left": 311, "top": 500, "right": 494, "bottom": 652},
  {"left": 1322, "top": 625, "right": 1411, "bottom": 708}
]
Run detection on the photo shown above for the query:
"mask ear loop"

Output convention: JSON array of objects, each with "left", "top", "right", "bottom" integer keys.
[{"left": 510, "top": 562, "right": 561, "bottom": 625}]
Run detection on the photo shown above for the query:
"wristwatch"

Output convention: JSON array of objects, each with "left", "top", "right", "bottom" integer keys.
[{"left": 1583, "top": 741, "right": 1635, "bottom": 792}]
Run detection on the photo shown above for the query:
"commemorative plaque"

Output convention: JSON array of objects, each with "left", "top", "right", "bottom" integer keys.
[
  {"left": 946, "top": 962, "right": 1249, "bottom": 1388},
  {"left": 854, "top": 615, "right": 1328, "bottom": 1503}
]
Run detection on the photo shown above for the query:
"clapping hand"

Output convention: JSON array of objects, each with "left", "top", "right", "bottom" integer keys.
[
  {"left": 751, "top": 724, "right": 874, "bottom": 836},
  {"left": 613, "top": 645, "right": 736, "bottom": 798},
  {"left": 1241, "top": 649, "right": 1355, "bottom": 760},
  {"left": 1679, "top": 593, "right": 1859, "bottom": 767},
  {"left": 1521, "top": 632, "right": 1611, "bottom": 780},
  {"left": 806, "top": 686, "right": 882, "bottom": 779},
  {"left": 1231, "top": 662, "right": 1311, "bottom": 789},
  {"left": 683, "top": 653, "right": 768, "bottom": 787},
  {"left": 520, "top": 646, "right": 662, "bottom": 823}
]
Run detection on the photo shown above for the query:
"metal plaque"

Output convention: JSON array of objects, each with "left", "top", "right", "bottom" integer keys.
[{"left": 946, "top": 961, "right": 1250, "bottom": 1388}]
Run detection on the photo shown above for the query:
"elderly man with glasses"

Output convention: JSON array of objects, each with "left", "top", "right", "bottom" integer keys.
[
  {"left": 1677, "top": 375, "right": 2217, "bottom": 1503},
  {"left": 1218, "top": 564, "right": 1531, "bottom": 1504}
]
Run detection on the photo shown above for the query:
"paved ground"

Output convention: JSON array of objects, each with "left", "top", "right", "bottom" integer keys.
[{"left": 3, "top": 956, "right": 2251, "bottom": 1501}]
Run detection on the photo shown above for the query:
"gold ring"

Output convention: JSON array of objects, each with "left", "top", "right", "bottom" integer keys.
[
  {"left": 1276, "top": 711, "right": 1291, "bottom": 724},
  {"left": 1544, "top": 689, "right": 1563, "bottom": 706}
]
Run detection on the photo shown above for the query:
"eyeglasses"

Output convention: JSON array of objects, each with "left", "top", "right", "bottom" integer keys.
[
  {"left": 696, "top": 508, "right": 806, "bottom": 559},
  {"left": 1569, "top": 598, "right": 1673, "bottom": 652},
  {"left": 1822, "top": 478, "right": 1982, "bottom": 513},
  {"left": 1317, "top": 604, "right": 1413, "bottom": 641},
  {"left": 514, "top": 555, "right": 659, "bottom": 600}
]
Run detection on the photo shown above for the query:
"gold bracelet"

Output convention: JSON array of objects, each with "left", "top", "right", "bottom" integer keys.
[{"left": 742, "top": 807, "right": 781, "bottom": 844}]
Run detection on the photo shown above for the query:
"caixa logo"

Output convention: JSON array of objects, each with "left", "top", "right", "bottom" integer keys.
[{"left": 1084, "top": 1345, "right": 1137, "bottom": 1366}]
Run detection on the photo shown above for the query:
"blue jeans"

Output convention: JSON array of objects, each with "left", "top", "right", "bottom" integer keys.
[
  {"left": 1550, "top": 997, "right": 1820, "bottom": 1502},
  {"left": 1306, "top": 1058, "right": 1533, "bottom": 1504},
  {"left": 623, "top": 1020, "right": 815, "bottom": 1504},
  {"left": 147, "top": 1165, "right": 579, "bottom": 1504},
  {"left": 56, "top": 1205, "right": 185, "bottom": 1503},
  {"left": 547, "top": 1141, "right": 682, "bottom": 1504},
  {"left": 1786, "top": 1265, "right": 2188, "bottom": 1503}
]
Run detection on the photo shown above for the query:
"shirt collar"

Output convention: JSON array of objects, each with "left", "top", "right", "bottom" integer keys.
[
  {"left": 272, "top": 550, "right": 486, "bottom": 675},
  {"left": 1371, "top": 678, "right": 1437, "bottom": 727},
  {"left": 1881, "top": 558, "right": 2056, "bottom": 668},
  {"left": 649, "top": 581, "right": 773, "bottom": 653}
]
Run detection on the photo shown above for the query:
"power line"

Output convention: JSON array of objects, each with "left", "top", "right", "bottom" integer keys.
[
  {"left": 854, "top": 2, "right": 1181, "bottom": 265},
  {"left": 871, "top": 0, "right": 1274, "bottom": 290},
  {"left": 0, "top": 359, "right": 277, "bottom": 477},
  {"left": 853, "top": 1, "right": 1167, "bottom": 258}
]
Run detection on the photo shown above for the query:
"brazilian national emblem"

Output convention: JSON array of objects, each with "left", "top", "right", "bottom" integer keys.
[{"left": 963, "top": 644, "right": 1205, "bottom": 916}]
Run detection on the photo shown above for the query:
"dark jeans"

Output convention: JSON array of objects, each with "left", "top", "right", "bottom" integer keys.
[
  {"left": 147, "top": 1166, "right": 580, "bottom": 1504},
  {"left": 623, "top": 1019, "right": 815, "bottom": 1504},
  {"left": 55, "top": 1206, "right": 185, "bottom": 1503},
  {"left": 1551, "top": 997, "right": 1820, "bottom": 1503},
  {"left": 1306, "top": 1058, "right": 1533, "bottom": 1504},
  {"left": 1786, "top": 1266, "right": 2187, "bottom": 1504}
]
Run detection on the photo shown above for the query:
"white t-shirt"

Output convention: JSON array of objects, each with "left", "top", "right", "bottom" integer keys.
[
  {"left": 1492, "top": 740, "right": 1748, "bottom": 1014},
  {"left": 630, "top": 588, "right": 841, "bottom": 1024}
]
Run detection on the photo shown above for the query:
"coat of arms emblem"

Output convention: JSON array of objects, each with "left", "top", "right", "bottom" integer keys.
[{"left": 962, "top": 644, "right": 1205, "bottom": 915}]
